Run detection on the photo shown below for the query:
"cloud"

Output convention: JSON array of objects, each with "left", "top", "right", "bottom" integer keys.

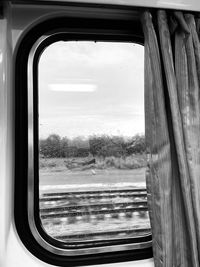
[{"left": 49, "top": 83, "right": 97, "bottom": 92}]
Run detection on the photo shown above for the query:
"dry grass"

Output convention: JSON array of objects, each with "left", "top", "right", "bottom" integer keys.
[{"left": 39, "top": 154, "right": 146, "bottom": 171}]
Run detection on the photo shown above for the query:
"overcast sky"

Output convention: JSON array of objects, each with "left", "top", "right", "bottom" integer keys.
[{"left": 39, "top": 41, "right": 144, "bottom": 139}]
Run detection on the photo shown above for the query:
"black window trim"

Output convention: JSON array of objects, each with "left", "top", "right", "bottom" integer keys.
[{"left": 15, "top": 3, "right": 153, "bottom": 266}]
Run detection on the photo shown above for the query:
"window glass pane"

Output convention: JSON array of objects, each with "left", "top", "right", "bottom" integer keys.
[{"left": 39, "top": 41, "right": 150, "bottom": 244}]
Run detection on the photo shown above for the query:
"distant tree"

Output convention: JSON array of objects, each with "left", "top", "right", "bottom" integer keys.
[
  {"left": 40, "top": 134, "right": 62, "bottom": 158},
  {"left": 88, "top": 135, "right": 108, "bottom": 156},
  {"left": 88, "top": 135, "right": 125, "bottom": 157},
  {"left": 60, "top": 137, "right": 69, "bottom": 157},
  {"left": 65, "top": 146, "right": 78, "bottom": 157},
  {"left": 77, "top": 147, "right": 90, "bottom": 157},
  {"left": 68, "top": 136, "right": 90, "bottom": 157},
  {"left": 39, "top": 133, "right": 146, "bottom": 158},
  {"left": 126, "top": 135, "right": 146, "bottom": 155},
  {"left": 70, "top": 136, "right": 88, "bottom": 148},
  {"left": 108, "top": 136, "right": 127, "bottom": 157}
]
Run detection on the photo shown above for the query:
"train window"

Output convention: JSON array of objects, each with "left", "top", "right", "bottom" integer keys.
[
  {"left": 15, "top": 6, "right": 153, "bottom": 264},
  {"left": 38, "top": 41, "right": 151, "bottom": 251}
]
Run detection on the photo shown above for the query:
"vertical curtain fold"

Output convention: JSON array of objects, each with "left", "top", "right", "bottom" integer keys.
[{"left": 142, "top": 10, "right": 200, "bottom": 267}]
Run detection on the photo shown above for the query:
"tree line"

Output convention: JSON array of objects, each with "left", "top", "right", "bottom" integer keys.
[{"left": 39, "top": 134, "right": 146, "bottom": 158}]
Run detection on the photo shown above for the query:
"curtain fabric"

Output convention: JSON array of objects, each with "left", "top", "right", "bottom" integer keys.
[{"left": 142, "top": 11, "right": 200, "bottom": 267}]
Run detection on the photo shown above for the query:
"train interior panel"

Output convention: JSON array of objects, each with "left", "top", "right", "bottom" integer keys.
[{"left": 1, "top": 0, "right": 200, "bottom": 267}]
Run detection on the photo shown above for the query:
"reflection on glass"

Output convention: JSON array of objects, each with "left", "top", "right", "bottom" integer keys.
[{"left": 38, "top": 41, "right": 150, "bottom": 244}]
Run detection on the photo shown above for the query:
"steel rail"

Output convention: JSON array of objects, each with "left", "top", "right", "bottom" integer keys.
[
  {"left": 42, "top": 188, "right": 147, "bottom": 197},
  {"left": 40, "top": 193, "right": 147, "bottom": 202},
  {"left": 40, "top": 200, "right": 148, "bottom": 213},
  {"left": 41, "top": 206, "right": 148, "bottom": 219}
]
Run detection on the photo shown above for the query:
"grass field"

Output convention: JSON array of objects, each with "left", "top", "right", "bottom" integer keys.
[
  {"left": 39, "top": 154, "right": 146, "bottom": 171},
  {"left": 39, "top": 155, "right": 147, "bottom": 192}
]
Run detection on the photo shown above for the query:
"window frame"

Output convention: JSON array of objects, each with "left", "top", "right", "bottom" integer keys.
[{"left": 14, "top": 4, "right": 153, "bottom": 265}]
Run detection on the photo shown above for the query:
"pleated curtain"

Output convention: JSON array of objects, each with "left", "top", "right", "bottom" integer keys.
[{"left": 142, "top": 10, "right": 200, "bottom": 267}]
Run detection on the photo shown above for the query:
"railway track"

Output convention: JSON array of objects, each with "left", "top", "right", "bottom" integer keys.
[
  {"left": 40, "top": 200, "right": 148, "bottom": 213},
  {"left": 42, "top": 188, "right": 147, "bottom": 196},
  {"left": 40, "top": 188, "right": 151, "bottom": 241},
  {"left": 40, "top": 189, "right": 147, "bottom": 203}
]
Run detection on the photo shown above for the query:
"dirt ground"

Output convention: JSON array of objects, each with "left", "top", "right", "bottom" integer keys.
[{"left": 39, "top": 167, "right": 146, "bottom": 193}]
